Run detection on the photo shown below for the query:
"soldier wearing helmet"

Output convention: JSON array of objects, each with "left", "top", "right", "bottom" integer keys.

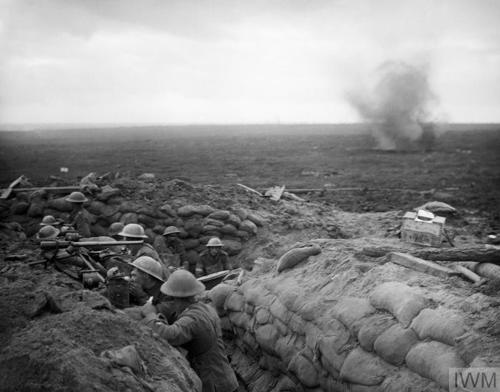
[
  {"left": 161, "top": 226, "right": 188, "bottom": 271},
  {"left": 65, "top": 191, "right": 91, "bottom": 238},
  {"left": 127, "top": 256, "right": 166, "bottom": 306},
  {"left": 108, "top": 222, "right": 125, "bottom": 240},
  {"left": 40, "top": 215, "right": 63, "bottom": 228},
  {"left": 198, "top": 237, "right": 230, "bottom": 277},
  {"left": 143, "top": 270, "right": 238, "bottom": 392},
  {"left": 118, "top": 223, "right": 162, "bottom": 262}
]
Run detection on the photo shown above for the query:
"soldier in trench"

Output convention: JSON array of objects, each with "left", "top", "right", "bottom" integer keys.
[
  {"left": 198, "top": 237, "right": 230, "bottom": 277},
  {"left": 142, "top": 269, "right": 239, "bottom": 392},
  {"left": 65, "top": 191, "right": 92, "bottom": 238}
]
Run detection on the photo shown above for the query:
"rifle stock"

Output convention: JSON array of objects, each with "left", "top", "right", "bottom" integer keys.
[{"left": 40, "top": 240, "right": 143, "bottom": 249}]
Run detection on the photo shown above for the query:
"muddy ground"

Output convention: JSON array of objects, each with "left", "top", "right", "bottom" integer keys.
[{"left": 0, "top": 124, "right": 499, "bottom": 391}]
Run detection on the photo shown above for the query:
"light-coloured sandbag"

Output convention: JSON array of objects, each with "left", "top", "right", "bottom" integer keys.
[
  {"left": 208, "top": 283, "right": 235, "bottom": 315},
  {"left": 246, "top": 212, "right": 265, "bottom": 227},
  {"left": 333, "top": 297, "right": 376, "bottom": 331},
  {"left": 254, "top": 324, "right": 280, "bottom": 354},
  {"left": 287, "top": 353, "right": 319, "bottom": 388},
  {"left": 340, "top": 347, "right": 395, "bottom": 386},
  {"left": 177, "top": 204, "right": 214, "bottom": 217},
  {"left": 369, "top": 282, "right": 428, "bottom": 327},
  {"left": 358, "top": 314, "right": 397, "bottom": 352},
  {"left": 207, "top": 210, "right": 230, "bottom": 221},
  {"left": 224, "top": 292, "right": 245, "bottom": 313},
  {"left": 277, "top": 245, "right": 322, "bottom": 273},
  {"left": 239, "top": 219, "right": 258, "bottom": 234},
  {"left": 373, "top": 324, "right": 418, "bottom": 366},
  {"left": 228, "top": 311, "right": 251, "bottom": 330},
  {"left": 410, "top": 308, "right": 466, "bottom": 346},
  {"left": 406, "top": 341, "right": 466, "bottom": 388}
]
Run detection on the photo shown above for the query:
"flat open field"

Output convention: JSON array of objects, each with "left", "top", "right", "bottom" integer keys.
[{"left": 1, "top": 124, "right": 499, "bottom": 224}]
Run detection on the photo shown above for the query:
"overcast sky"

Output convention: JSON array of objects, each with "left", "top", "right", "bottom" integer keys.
[{"left": 0, "top": 0, "right": 499, "bottom": 124}]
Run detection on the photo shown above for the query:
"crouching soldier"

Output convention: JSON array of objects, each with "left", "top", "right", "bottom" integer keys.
[
  {"left": 143, "top": 270, "right": 238, "bottom": 392},
  {"left": 107, "top": 256, "right": 165, "bottom": 307},
  {"left": 119, "top": 223, "right": 162, "bottom": 261},
  {"left": 199, "top": 237, "right": 230, "bottom": 277}
]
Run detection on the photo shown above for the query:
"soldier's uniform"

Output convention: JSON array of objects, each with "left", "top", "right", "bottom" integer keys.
[
  {"left": 199, "top": 249, "right": 230, "bottom": 276},
  {"left": 148, "top": 302, "right": 238, "bottom": 392},
  {"left": 136, "top": 242, "right": 161, "bottom": 261},
  {"left": 69, "top": 208, "right": 92, "bottom": 238}
]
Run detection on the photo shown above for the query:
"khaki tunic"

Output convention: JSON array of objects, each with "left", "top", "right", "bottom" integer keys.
[
  {"left": 199, "top": 250, "right": 230, "bottom": 276},
  {"left": 70, "top": 208, "right": 92, "bottom": 238},
  {"left": 150, "top": 302, "right": 238, "bottom": 392}
]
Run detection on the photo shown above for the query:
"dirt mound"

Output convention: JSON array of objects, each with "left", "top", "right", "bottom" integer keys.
[{"left": 0, "top": 261, "right": 201, "bottom": 392}]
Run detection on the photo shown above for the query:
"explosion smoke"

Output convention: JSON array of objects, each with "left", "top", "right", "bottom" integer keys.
[{"left": 347, "top": 61, "right": 437, "bottom": 150}]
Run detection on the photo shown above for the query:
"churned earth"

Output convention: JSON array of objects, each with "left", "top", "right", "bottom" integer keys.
[{"left": 0, "top": 125, "right": 499, "bottom": 391}]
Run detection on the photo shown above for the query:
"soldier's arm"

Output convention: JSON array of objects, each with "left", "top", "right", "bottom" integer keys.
[
  {"left": 221, "top": 253, "right": 230, "bottom": 270},
  {"left": 147, "top": 314, "right": 195, "bottom": 346}
]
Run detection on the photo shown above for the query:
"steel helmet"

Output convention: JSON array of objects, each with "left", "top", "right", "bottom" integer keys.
[
  {"left": 130, "top": 256, "right": 164, "bottom": 281},
  {"left": 160, "top": 269, "right": 205, "bottom": 297},
  {"left": 40, "top": 215, "right": 62, "bottom": 226},
  {"left": 118, "top": 223, "right": 148, "bottom": 239},
  {"left": 206, "top": 237, "right": 223, "bottom": 247},
  {"left": 65, "top": 191, "right": 88, "bottom": 203},
  {"left": 109, "top": 222, "right": 125, "bottom": 236},
  {"left": 36, "top": 225, "right": 60, "bottom": 240},
  {"left": 163, "top": 226, "right": 180, "bottom": 236}
]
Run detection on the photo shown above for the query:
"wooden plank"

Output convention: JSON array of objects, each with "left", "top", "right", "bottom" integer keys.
[
  {"left": 389, "top": 252, "right": 457, "bottom": 278},
  {"left": 0, "top": 175, "right": 26, "bottom": 199},
  {"left": 236, "top": 183, "right": 263, "bottom": 197},
  {"left": 0, "top": 186, "right": 80, "bottom": 195}
]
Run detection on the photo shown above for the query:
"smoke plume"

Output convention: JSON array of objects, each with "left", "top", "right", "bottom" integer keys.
[{"left": 347, "top": 61, "right": 437, "bottom": 150}]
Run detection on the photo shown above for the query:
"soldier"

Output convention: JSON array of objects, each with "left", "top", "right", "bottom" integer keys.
[
  {"left": 143, "top": 270, "right": 238, "bottom": 392},
  {"left": 65, "top": 191, "right": 91, "bottom": 238},
  {"left": 118, "top": 223, "right": 161, "bottom": 260},
  {"left": 107, "top": 256, "right": 165, "bottom": 306},
  {"left": 162, "top": 226, "right": 188, "bottom": 270},
  {"left": 40, "top": 215, "right": 63, "bottom": 228},
  {"left": 108, "top": 222, "right": 125, "bottom": 240},
  {"left": 199, "top": 237, "right": 230, "bottom": 276}
]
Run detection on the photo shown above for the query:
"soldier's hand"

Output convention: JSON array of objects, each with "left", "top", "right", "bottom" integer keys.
[
  {"left": 106, "top": 267, "right": 120, "bottom": 279},
  {"left": 141, "top": 300, "right": 157, "bottom": 317}
]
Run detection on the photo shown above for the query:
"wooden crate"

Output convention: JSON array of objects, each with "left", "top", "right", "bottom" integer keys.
[{"left": 401, "top": 210, "right": 446, "bottom": 247}]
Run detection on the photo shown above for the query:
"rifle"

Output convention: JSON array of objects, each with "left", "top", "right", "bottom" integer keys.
[{"left": 40, "top": 240, "right": 143, "bottom": 250}]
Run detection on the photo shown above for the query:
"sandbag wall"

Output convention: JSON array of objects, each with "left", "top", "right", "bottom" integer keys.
[
  {"left": 1, "top": 188, "right": 265, "bottom": 258},
  {"left": 209, "top": 277, "right": 486, "bottom": 392}
]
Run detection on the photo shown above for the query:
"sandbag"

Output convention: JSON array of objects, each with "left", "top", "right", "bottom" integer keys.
[
  {"left": 369, "top": 282, "right": 428, "bottom": 327},
  {"left": 239, "top": 219, "right": 258, "bottom": 235},
  {"left": 207, "top": 210, "right": 230, "bottom": 221},
  {"left": 358, "top": 314, "right": 397, "bottom": 352},
  {"left": 373, "top": 324, "right": 418, "bottom": 366},
  {"left": 11, "top": 201, "right": 29, "bottom": 215},
  {"left": 287, "top": 353, "right": 319, "bottom": 388},
  {"left": 120, "top": 212, "right": 138, "bottom": 225},
  {"left": 228, "top": 311, "right": 251, "bottom": 330},
  {"left": 226, "top": 213, "right": 242, "bottom": 228},
  {"left": 340, "top": 347, "right": 395, "bottom": 386},
  {"left": 410, "top": 308, "right": 466, "bottom": 346},
  {"left": 183, "top": 238, "right": 199, "bottom": 250},
  {"left": 224, "top": 239, "right": 243, "bottom": 256},
  {"left": 416, "top": 201, "right": 456, "bottom": 215},
  {"left": 184, "top": 218, "right": 203, "bottom": 237},
  {"left": 208, "top": 283, "right": 235, "bottom": 315},
  {"left": 225, "top": 292, "right": 245, "bottom": 312},
  {"left": 270, "top": 299, "right": 293, "bottom": 323},
  {"left": 247, "top": 212, "right": 265, "bottom": 227},
  {"left": 275, "top": 334, "right": 298, "bottom": 365},
  {"left": 96, "top": 185, "right": 120, "bottom": 201},
  {"left": 318, "top": 332, "right": 350, "bottom": 372},
  {"left": 254, "top": 324, "right": 280, "bottom": 354},
  {"left": 255, "top": 307, "right": 271, "bottom": 324},
  {"left": 405, "top": 341, "right": 466, "bottom": 388},
  {"left": 233, "top": 208, "right": 248, "bottom": 221},
  {"left": 220, "top": 224, "right": 238, "bottom": 236},
  {"left": 204, "top": 218, "right": 224, "bottom": 227},
  {"left": 202, "top": 224, "right": 220, "bottom": 234},
  {"left": 47, "top": 197, "right": 74, "bottom": 213},
  {"left": 333, "top": 297, "right": 375, "bottom": 331},
  {"left": 277, "top": 245, "right": 322, "bottom": 273},
  {"left": 178, "top": 204, "right": 214, "bottom": 217}
]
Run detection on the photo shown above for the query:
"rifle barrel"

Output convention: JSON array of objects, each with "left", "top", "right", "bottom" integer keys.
[{"left": 72, "top": 241, "right": 143, "bottom": 247}]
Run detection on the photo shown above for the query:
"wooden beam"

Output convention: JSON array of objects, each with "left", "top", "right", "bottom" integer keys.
[
  {"left": 0, "top": 186, "right": 80, "bottom": 195},
  {"left": 389, "top": 252, "right": 457, "bottom": 278},
  {"left": 0, "top": 175, "right": 26, "bottom": 199}
]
